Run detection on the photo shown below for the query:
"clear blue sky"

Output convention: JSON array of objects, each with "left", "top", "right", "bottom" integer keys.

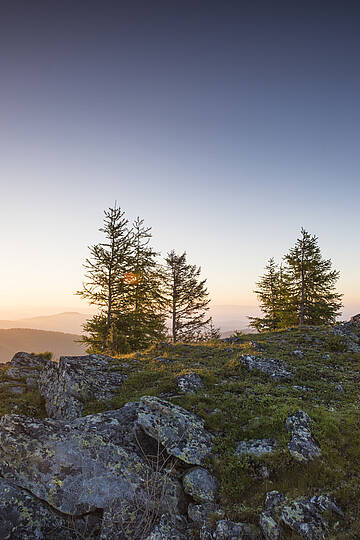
[{"left": 0, "top": 1, "right": 359, "bottom": 318}]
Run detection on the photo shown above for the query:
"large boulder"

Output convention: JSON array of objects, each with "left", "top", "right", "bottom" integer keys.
[
  {"left": 259, "top": 511, "right": 284, "bottom": 539},
  {"left": 0, "top": 407, "right": 183, "bottom": 523},
  {"left": 286, "top": 411, "right": 321, "bottom": 462},
  {"left": 238, "top": 355, "right": 294, "bottom": 380},
  {"left": 0, "top": 477, "right": 101, "bottom": 539},
  {"left": 39, "top": 354, "right": 126, "bottom": 420},
  {"left": 138, "top": 396, "right": 214, "bottom": 465},
  {"left": 281, "top": 498, "right": 327, "bottom": 539}
]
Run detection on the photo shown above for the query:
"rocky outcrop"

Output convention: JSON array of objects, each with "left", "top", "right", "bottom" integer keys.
[
  {"left": 235, "top": 438, "right": 278, "bottom": 457},
  {"left": 177, "top": 372, "right": 204, "bottom": 393},
  {"left": 239, "top": 355, "right": 294, "bottom": 380},
  {"left": 286, "top": 411, "right": 321, "bottom": 462},
  {"left": 6, "top": 352, "right": 52, "bottom": 388},
  {"left": 331, "top": 322, "right": 360, "bottom": 352},
  {"left": 0, "top": 406, "right": 183, "bottom": 538},
  {"left": 138, "top": 396, "right": 214, "bottom": 465},
  {"left": 39, "top": 354, "right": 126, "bottom": 420}
]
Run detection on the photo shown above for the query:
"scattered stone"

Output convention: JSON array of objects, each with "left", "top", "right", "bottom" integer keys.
[
  {"left": 239, "top": 355, "right": 294, "bottom": 380},
  {"left": 235, "top": 438, "right": 278, "bottom": 457},
  {"left": 310, "top": 494, "right": 344, "bottom": 517},
  {"left": 214, "top": 519, "right": 262, "bottom": 539},
  {"left": 293, "top": 385, "right": 311, "bottom": 392},
  {"left": 138, "top": 396, "right": 213, "bottom": 465},
  {"left": 39, "top": 354, "right": 126, "bottom": 420},
  {"left": 335, "top": 384, "right": 344, "bottom": 392},
  {"left": 259, "top": 511, "right": 284, "bottom": 539},
  {"left": 292, "top": 350, "right": 304, "bottom": 358},
  {"left": 177, "top": 372, "right": 204, "bottom": 393},
  {"left": 183, "top": 467, "right": 218, "bottom": 503},
  {"left": 286, "top": 411, "right": 321, "bottom": 462},
  {"left": 349, "top": 313, "right": 360, "bottom": 328},
  {"left": 332, "top": 324, "right": 360, "bottom": 352}
]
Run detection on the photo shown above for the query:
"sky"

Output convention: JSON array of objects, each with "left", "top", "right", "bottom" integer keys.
[{"left": 0, "top": 1, "right": 359, "bottom": 320}]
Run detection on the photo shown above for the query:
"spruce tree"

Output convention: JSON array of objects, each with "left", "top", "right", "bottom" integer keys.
[
  {"left": 249, "top": 258, "right": 281, "bottom": 332},
  {"left": 119, "top": 217, "right": 167, "bottom": 350},
  {"left": 284, "top": 228, "right": 343, "bottom": 326},
  {"left": 163, "top": 251, "right": 211, "bottom": 343},
  {"left": 76, "top": 205, "right": 133, "bottom": 352}
]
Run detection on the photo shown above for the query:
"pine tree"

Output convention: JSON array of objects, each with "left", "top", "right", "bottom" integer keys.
[
  {"left": 163, "top": 251, "right": 211, "bottom": 343},
  {"left": 119, "top": 217, "right": 167, "bottom": 350},
  {"left": 284, "top": 228, "right": 343, "bottom": 326},
  {"left": 249, "top": 258, "right": 281, "bottom": 332},
  {"left": 76, "top": 205, "right": 133, "bottom": 353}
]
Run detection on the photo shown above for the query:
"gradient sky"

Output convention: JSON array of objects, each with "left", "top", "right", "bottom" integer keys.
[{"left": 0, "top": 1, "right": 359, "bottom": 319}]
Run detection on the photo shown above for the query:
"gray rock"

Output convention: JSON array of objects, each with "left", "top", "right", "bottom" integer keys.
[
  {"left": 281, "top": 498, "right": 326, "bottom": 539},
  {"left": 183, "top": 467, "right": 218, "bottom": 503},
  {"left": 264, "top": 490, "right": 286, "bottom": 514},
  {"left": 39, "top": 354, "right": 126, "bottom": 420},
  {"left": 177, "top": 372, "right": 204, "bottom": 393},
  {"left": 238, "top": 355, "right": 294, "bottom": 380},
  {"left": 331, "top": 324, "right": 360, "bottom": 352},
  {"left": 214, "top": 519, "right": 262, "bottom": 539},
  {"left": 7, "top": 352, "right": 52, "bottom": 385},
  {"left": 292, "top": 350, "right": 304, "bottom": 358},
  {"left": 259, "top": 511, "right": 284, "bottom": 539},
  {"left": 286, "top": 411, "right": 321, "bottom": 462},
  {"left": 335, "top": 384, "right": 344, "bottom": 392},
  {"left": 235, "top": 438, "right": 278, "bottom": 457},
  {"left": 0, "top": 408, "right": 182, "bottom": 520},
  {"left": 0, "top": 477, "right": 100, "bottom": 539},
  {"left": 310, "top": 494, "right": 344, "bottom": 517},
  {"left": 138, "top": 396, "right": 213, "bottom": 465},
  {"left": 143, "top": 514, "right": 188, "bottom": 540},
  {"left": 188, "top": 502, "right": 222, "bottom": 524}
]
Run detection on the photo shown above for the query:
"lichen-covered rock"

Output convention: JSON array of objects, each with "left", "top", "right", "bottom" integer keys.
[
  {"left": 143, "top": 514, "right": 188, "bottom": 540},
  {"left": 0, "top": 408, "right": 182, "bottom": 520},
  {"left": 138, "top": 396, "right": 213, "bottom": 465},
  {"left": 235, "top": 438, "right": 278, "bottom": 457},
  {"left": 264, "top": 490, "right": 286, "bottom": 514},
  {"left": 281, "top": 498, "right": 327, "bottom": 539},
  {"left": 183, "top": 467, "right": 217, "bottom": 503},
  {"left": 286, "top": 411, "right": 321, "bottom": 462},
  {"left": 188, "top": 502, "right": 222, "bottom": 524},
  {"left": 177, "top": 372, "right": 204, "bottom": 393},
  {"left": 238, "top": 355, "right": 294, "bottom": 380},
  {"left": 7, "top": 352, "right": 52, "bottom": 386},
  {"left": 39, "top": 354, "right": 126, "bottom": 420},
  {"left": 214, "top": 519, "right": 262, "bottom": 539},
  {"left": 0, "top": 477, "right": 100, "bottom": 539},
  {"left": 259, "top": 511, "right": 284, "bottom": 539},
  {"left": 310, "top": 494, "right": 344, "bottom": 516}
]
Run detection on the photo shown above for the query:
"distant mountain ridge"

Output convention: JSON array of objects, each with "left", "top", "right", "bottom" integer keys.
[
  {"left": 0, "top": 328, "right": 86, "bottom": 363},
  {"left": 0, "top": 312, "right": 89, "bottom": 335}
]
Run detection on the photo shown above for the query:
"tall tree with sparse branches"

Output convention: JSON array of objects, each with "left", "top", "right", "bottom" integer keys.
[
  {"left": 163, "top": 251, "right": 212, "bottom": 343},
  {"left": 76, "top": 204, "right": 133, "bottom": 352}
]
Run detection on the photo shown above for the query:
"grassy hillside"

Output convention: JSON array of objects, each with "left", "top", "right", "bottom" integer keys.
[
  {"left": 81, "top": 324, "right": 360, "bottom": 537},
  {"left": 0, "top": 328, "right": 86, "bottom": 363}
]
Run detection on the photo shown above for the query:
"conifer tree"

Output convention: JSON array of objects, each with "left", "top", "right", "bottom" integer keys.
[
  {"left": 249, "top": 258, "right": 281, "bottom": 332},
  {"left": 163, "top": 251, "right": 211, "bottom": 343},
  {"left": 119, "top": 217, "right": 167, "bottom": 350},
  {"left": 284, "top": 228, "right": 343, "bottom": 326},
  {"left": 76, "top": 205, "right": 133, "bottom": 352}
]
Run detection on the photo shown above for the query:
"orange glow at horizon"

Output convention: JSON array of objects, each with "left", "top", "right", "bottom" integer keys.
[{"left": 123, "top": 272, "right": 139, "bottom": 284}]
